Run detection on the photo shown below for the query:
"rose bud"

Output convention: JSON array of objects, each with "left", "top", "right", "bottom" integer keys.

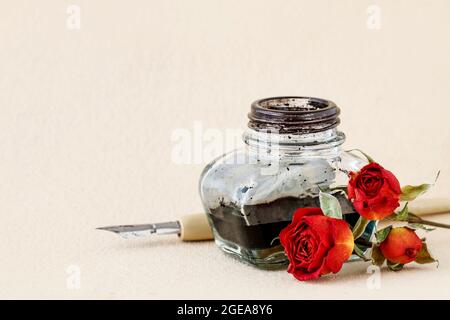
[
  {"left": 348, "top": 162, "right": 401, "bottom": 220},
  {"left": 279, "top": 208, "right": 354, "bottom": 281},
  {"left": 379, "top": 227, "right": 423, "bottom": 265}
]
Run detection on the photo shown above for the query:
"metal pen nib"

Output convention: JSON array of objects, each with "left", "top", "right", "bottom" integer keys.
[
  {"left": 97, "top": 214, "right": 214, "bottom": 241},
  {"left": 97, "top": 221, "right": 181, "bottom": 239}
]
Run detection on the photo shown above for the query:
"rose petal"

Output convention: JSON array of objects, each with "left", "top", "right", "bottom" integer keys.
[
  {"left": 290, "top": 265, "right": 324, "bottom": 281},
  {"left": 324, "top": 219, "right": 354, "bottom": 273},
  {"left": 381, "top": 168, "right": 402, "bottom": 194},
  {"left": 380, "top": 227, "right": 422, "bottom": 264},
  {"left": 291, "top": 207, "right": 323, "bottom": 223}
]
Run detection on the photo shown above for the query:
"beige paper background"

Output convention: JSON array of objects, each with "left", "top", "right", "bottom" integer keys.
[{"left": 1, "top": 0, "right": 450, "bottom": 299}]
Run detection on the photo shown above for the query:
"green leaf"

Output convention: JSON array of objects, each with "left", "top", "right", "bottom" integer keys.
[
  {"left": 375, "top": 226, "right": 392, "bottom": 243},
  {"left": 400, "top": 184, "right": 432, "bottom": 201},
  {"left": 371, "top": 245, "right": 386, "bottom": 266},
  {"left": 346, "top": 149, "right": 375, "bottom": 163},
  {"left": 393, "top": 203, "right": 409, "bottom": 221},
  {"left": 319, "top": 191, "right": 343, "bottom": 219},
  {"left": 415, "top": 242, "right": 437, "bottom": 264},
  {"left": 400, "top": 171, "right": 440, "bottom": 201},
  {"left": 387, "top": 260, "right": 404, "bottom": 271},
  {"left": 352, "top": 216, "right": 370, "bottom": 240},
  {"left": 354, "top": 245, "right": 371, "bottom": 262}
]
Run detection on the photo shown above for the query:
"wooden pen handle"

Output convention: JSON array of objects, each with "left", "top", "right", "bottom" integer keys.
[
  {"left": 179, "top": 214, "right": 214, "bottom": 241},
  {"left": 408, "top": 198, "right": 450, "bottom": 216}
]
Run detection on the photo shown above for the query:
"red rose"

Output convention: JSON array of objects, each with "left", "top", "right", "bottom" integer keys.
[
  {"left": 380, "top": 227, "right": 423, "bottom": 265},
  {"left": 348, "top": 162, "right": 401, "bottom": 220},
  {"left": 279, "top": 208, "right": 354, "bottom": 281}
]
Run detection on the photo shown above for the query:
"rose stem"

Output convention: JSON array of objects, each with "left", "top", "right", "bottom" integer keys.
[{"left": 407, "top": 214, "right": 450, "bottom": 229}]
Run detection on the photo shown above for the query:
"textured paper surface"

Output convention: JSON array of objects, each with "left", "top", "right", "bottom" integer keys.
[{"left": 1, "top": 0, "right": 450, "bottom": 299}]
